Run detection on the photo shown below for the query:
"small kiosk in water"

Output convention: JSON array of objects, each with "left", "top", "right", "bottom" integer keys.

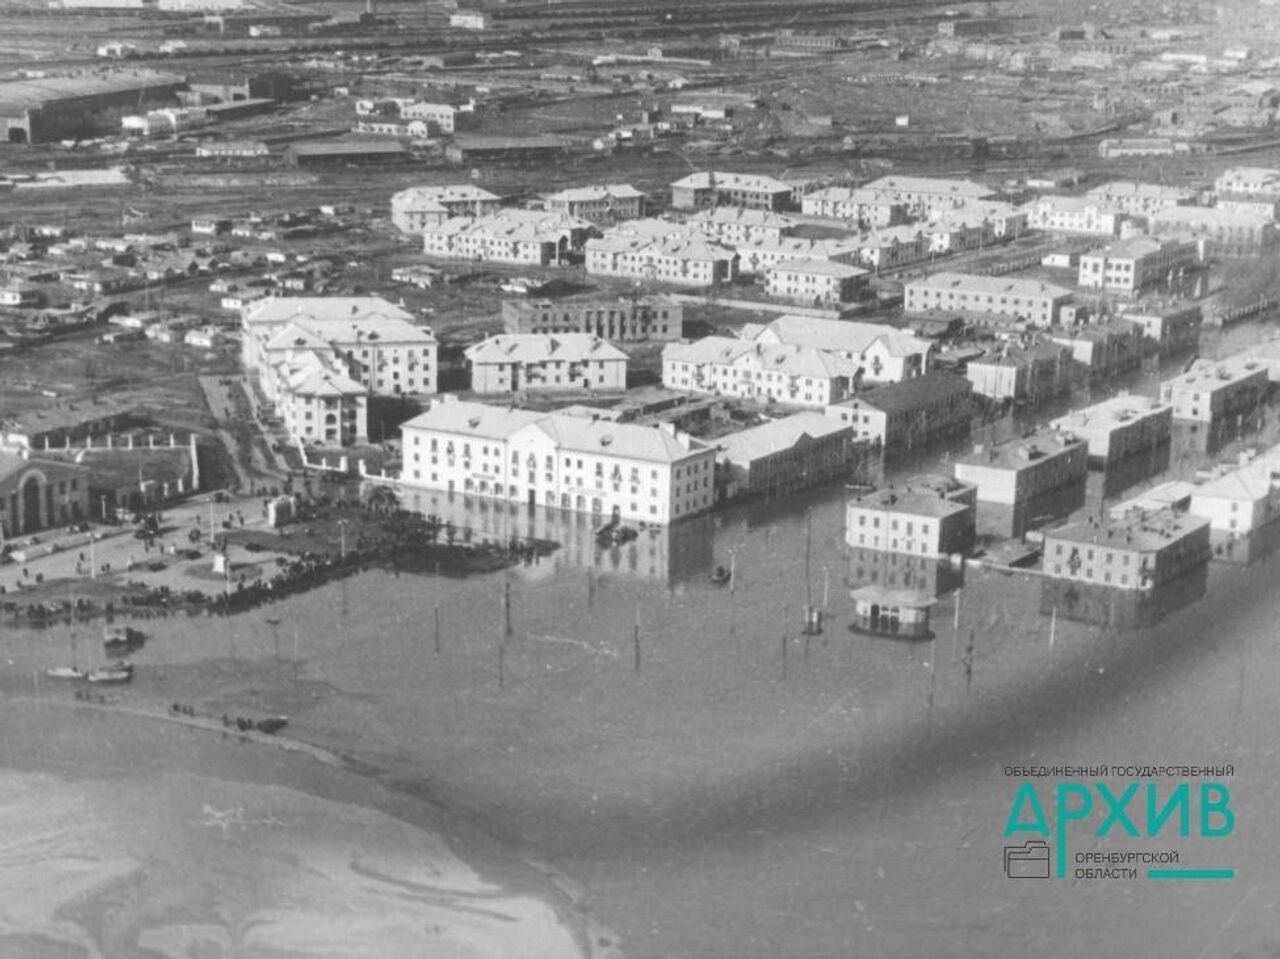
[{"left": 849, "top": 585, "right": 936, "bottom": 639}]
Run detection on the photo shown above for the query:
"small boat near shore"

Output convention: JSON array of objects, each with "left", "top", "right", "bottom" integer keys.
[
  {"left": 103, "top": 625, "right": 146, "bottom": 654},
  {"left": 46, "top": 666, "right": 87, "bottom": 681},
  {"left": 87, "top": 661, "right": 134, "bottom": 684},
  {"left": 709, "top": 565, "right": 732, "bottom": 586}
]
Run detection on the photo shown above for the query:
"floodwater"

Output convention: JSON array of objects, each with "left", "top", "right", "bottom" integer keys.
[{"left": 5, "top": 320, "right": 1280, "bottom": 957}]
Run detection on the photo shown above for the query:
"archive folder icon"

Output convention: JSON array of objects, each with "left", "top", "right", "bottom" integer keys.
[{"left": 1004, "top": 840, "right": 1051, "bottom": 879}]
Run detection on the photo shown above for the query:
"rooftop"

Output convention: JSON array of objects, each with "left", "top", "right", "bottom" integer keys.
[
  {"left": 0, "top": 71, "right": 184, "bottom": 112},
  {"left": 715, "top": 412, "right": 851, "bottom": 465},
  {"left": 767, "top": 258, "right": 868, "bottom": 279},
  {"left": 1045, "top": 508, "right": 1209, "bottom": 551},
  {"left": 670, "top": 171, "right": 793, "bottom": 193},
  {"left": 286, "top": 139, "right": 406, "bottom": 157},
  {"left": 955, "top": 430, "right": 1085, "bottom": 470},
  {"left": 907, "top": 271, "right": 1073, "bottom": 300},
  {"left": 465, "top": 333, "right": 627, "bottom": 364},
  {"left": 842, "top": 371, "right": 972, "bottom": 414},
  {"left": 1051, "top": 394, "right": 1172, "bottom": 431},
  {"left": 848, "top": 485, "right": 973, "bottom": 519},
  {"left": 756, "top": 316, "right": 931, "bottom": 359}
]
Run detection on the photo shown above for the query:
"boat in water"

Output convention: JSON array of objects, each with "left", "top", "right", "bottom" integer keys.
[
  {"left": 103, "top": 625, "right": 146, "bottom": 653},
  {"left": 709, "top": 565, "right": 732, "bottom": 586},
  {"left": 87, "top": 661, "right": 134, "bottom": 684},
  {"left": 46, "top": 666, "right": 87, "bottom": 681}
]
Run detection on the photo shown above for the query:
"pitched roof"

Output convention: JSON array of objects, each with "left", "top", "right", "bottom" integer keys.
[
  {"left": 716, "top": 412, "right": 851, "bottom": 464},
  {"left": 400, "top": 399, "right": 544, "bottom": 440},
  {"left": 465, "top": 333, "right": 627, "bottom": 364},
  {"left": 758, "top": 315, "right": 930, "bottom": 358},
  {"left": 530, "top": 416, "right": 709, "bottom": 463}
]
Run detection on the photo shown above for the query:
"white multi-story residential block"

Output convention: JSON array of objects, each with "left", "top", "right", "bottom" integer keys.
[
  {"left": 1077, "top": 235, "right": 1200, "bottom": 292},
  {"left": 502, "top": 296, "right": 681, "bottom": 341},
  {"left": 954, "top": 429, "right": 1088, "bottom": 537},
  {"left": 903, "top": 272, "right": 1072, "bottom": 325},
  {"left": 242, "top": 297, "right": 438, "bottom": 421},
  {"left": 733, "top": 236, "right": 862, "bottom": 274},
  {"left": 824, "top": 371, "right": 972, "bottom": 452},
  {"left": 845, "top": 486, "right": 977, "bottom": 557},
  {"left": 669, "top": 171, "right": 796, "bottom": 211},
  {"left": 1189, "top": 460, "right": 1280, "bottom": 535},
  {"left": 685, "top": 206, "right": 799, "bottom": 245},
  {"left": 1214, "top": 166, "right": 1280, "bottom": 200},
  {"left": 1042, "top": 510, "right": 1210, "bottom": 591},
  {"left": 584, "top": 235, "right": 739, "bottom": 286},
  {"left": 751, "top": 315, "right": 933, "bottom": 383},
  {"left": 763, "top": 259, "right": 869, "bottom": 305},
  {"left": 663, "top": 338, "right": 858, "bottom": 408},
  {"left": 421, "top": 210, "right": 593, "bottom": 265},
  {"left": 800, "top": 187, "right": 908, "bottom": 227},
  {"left": 1020, "top": 195, "right": 1128, "bottom": 235},
  {"left": 1148, "top": 206, "right": 1278, "bottom": 256},
  {"left": 390, "top": 185, "right": 503, "bottom": 233},
  {"left": 1158, "top": 355, "right": 1269, "bottom": 422},
  {"left": 715, "top": 413, "right": 859, "bottom": 500},
  {"left": 1082, "top": 180, "right": 1196, "bottom": 216},
  {"left": 398, "top": 101, "right": 458, "bottom": 133},
  {"left": 464, "top": 334, "right": 627, "bottom": 393},
  {"left": 1050, "top": 394, "right": 1173, "bottom": 465},
  {"left": 397, "top": 398, "right": 715, "bottom": 523},
  {"left": 544, "top": 184, "right": 647, "bottom": 221},
  {"left": 856, "top": 175, "right": 997, "bottom": 219}
]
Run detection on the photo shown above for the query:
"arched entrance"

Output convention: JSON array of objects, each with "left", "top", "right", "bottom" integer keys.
[{"left": 21, "top": 475, "right": 42, "bottom": 533}]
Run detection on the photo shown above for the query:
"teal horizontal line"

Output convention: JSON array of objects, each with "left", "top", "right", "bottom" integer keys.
[{"left": 1148, "top": 868, "right": 1236, "bottom": 881}]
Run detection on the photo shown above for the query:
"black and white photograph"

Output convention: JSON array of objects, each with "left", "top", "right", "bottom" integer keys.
[{"left": 0, "top": 0, "right": 1277, "bottom": 954}]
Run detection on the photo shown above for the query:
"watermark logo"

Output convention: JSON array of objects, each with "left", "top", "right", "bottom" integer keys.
[
  {"left": 1003, "top": 840, "right": 1050, "bottom": 879},
  {"left": 1000, "top": 765, "right": 1237, "bottom": 881}
]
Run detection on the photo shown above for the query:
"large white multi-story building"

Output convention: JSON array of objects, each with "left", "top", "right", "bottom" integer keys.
[
  {"left": 856, "top": 175, "right": 997, "bottom": 219},
  {"left": 544, "top": 184, "right": 647, "bottom": 221},
  {"left": 584, "top": 234, "right": 739, "bottom": 286},
  {"left": 800, "top": 187, "right": 909, "bottom": 227},
  {"left": 242, "top": 298, "right": 437, "bottom": 446},
  {"left": 763, "top": 258, "right": 869, "bottom": 305},
  {"left": 421, "top": 210, "right": 593, "bottom": 266},
  {"left": 390, "top": 185, "right": 503, "bottom": 233},
  {"left": 1189, "top": 460, "right": 1280, "bottom": 535},
  {"left": 903, "top": 272, "right": 1073, "bottom": 326},
  {"left": 1042, "top": 510, "right": 1210, "bottom": 591},
  {"left": 685, "top": 206, "right": 799, "bottom": 245},
  {"left": 1020, "top": 195, "right": 1128, "bottom": 236},
  {"left": 1077, "top": 235, "right": 1200, "bottom": 293},
  {"left": 464, "top": 334, "right": 627, "bottom": 394},
  {"left": 397, "top": 398, "right": 716, "bottom": 523},
  {"left": 662, "top": 337, "right": 858, "bottom": 408},
  {"left": 1083, "top": 181, "right": 1196, "bottom": 216},
  {"left": 1214, "top": 166, "right": 1280, "bottom": 200},
  {"left": 845, "top": 485, "right": 977, "bottom": 557},
  {"left": 1148, "top": 206, "right": 1278, "bottom": 256},
  {"left": 750, "top": 315, "right": 933, "bottom": 383}
]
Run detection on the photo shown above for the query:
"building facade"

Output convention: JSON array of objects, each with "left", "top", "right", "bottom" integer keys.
[
  {"left": 1077, "top": 236, "right": 1200, "bottom": 292},
  {"left": 464, "top": 334, "right": 628, "bottom": 393},
  {"left": 845, "top": 485, "right": 977, "bottom": 557},
  {"left": 502, "top": 296, "right": 681, "bottom": 341},
  {"left": 714, "top": 413, "right": 859, "bottom": 500},
  {"left": 1050, "top": 394, "right": 1173, "bottom": 465},
  {"left": 825, "top": 372, "right": 973, "bottom": 453},
  {"left": 904, "top": 272, "right": 1073, "bottom": 326},
  {"left": 1042, "top": 510, "right": 1210, "bottom": 591},
  {"left": 397, "top": 399, "right": 715, "bottom": 524},
  {"left": 390, "top": 185, "right": 503, "bottom": 233}
]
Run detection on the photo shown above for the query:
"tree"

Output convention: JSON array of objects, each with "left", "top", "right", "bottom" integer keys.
[{"left": 364, "top": 485, "right": 400, "bottom": 515}]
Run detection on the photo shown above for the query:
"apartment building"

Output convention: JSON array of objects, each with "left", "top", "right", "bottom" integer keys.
[
  {"left": 241, "top": 297, "right": 437, "bottom": 407},
  {"left": 1119, "top": 302, "right": 1202, "bottom": 355},
  {"left": 544, "top": 184, "right": 647, "bottom": 222},
  {"left": 856, "top": 175, "right": 997, "bottom": 219},
  {"left": 1050, "top": 319, "right": 1148, "bottom": 380},
  {"left": 750, "top": 315, "right": 933, "bottom": 383},
  {"left": 763, "top": 258, "right": 869, "bottom": 305},
  {"left": 1148, "top": 206, "right": 1278, "bottom": 256},
  {"left": 390, "top": 185, "right": 503, "bottom": 233},
  {"left": 1077, "top": 236, "right": 1200, "bottom": 292},
  {"left": 662, "top": 337, "right": 858, "bottom": 408},
  {"left": 1158, "top": 356, "right": 1269, "bottom": 422},
  {"left": 685, "top": 206, "right": 799, "bottom": 245},
  {"left": 1042, "top": 509, "right": 1211, "bottom": 591},
  {"left": 397, "top": 398, "right": 716, "bottom": 524},
  {"left": 904, "top": 272, "right": 1073, "bottom": 326},
  {"left": 715, "top": 412, "right": 859, "bottom": 500},
  {"left": 669, "top": 171, "right": 797, "bottom": 211},
  {"left": 1082, "top": 181, "right": 1196, "bottom": 216},
  {"left": 954, "top": 430, "right": 1088, "bottom": 537},
  {"left": 502, "top": 296, "right": 681, "bottom": 341},
  {"left": 1214, "top": 166, "right": 1280, "bottom": 200},
  {"left": 1050, "top": 394, "right": 1173, "bottom": 465},
  {"left": 800, "top": 187, "right": 909, "bottom": 228},
  {"left": 824, "top": 371, "right": 972, "bottom": 453},
  {"left": 1020, "top": 195, "right": 1128, "bottom": 236},
  {"left": 464, "top": 333, "right": 627, "bottom": 393},
  {"left": 584, "top": 234, "right": 739, "bottom": 286},
  {"left": 421, "top": 210, "right": 593, "bottom": 266},
  {"left": 845, "top": 485, "right": 977, "bottom": 557},
  {"left": 1189, "top": 460, "right": 1280, "bottom": 536}
]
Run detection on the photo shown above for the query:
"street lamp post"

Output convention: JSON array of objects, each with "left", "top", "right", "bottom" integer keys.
[{"left": 338, "top": 519, "right": 348, "bottom": 559}]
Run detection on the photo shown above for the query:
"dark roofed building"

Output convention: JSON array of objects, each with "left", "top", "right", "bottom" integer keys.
[
  {"left": 0, "top": 71, "right": 185, "bottom": 144},
  {"left": 0, "top": 451, "right": 91, "bottom": 536},
  {"left": 825, "top": 371, "right": 972, "bottom": 454},
  {"left": 445, "top": 135, "right": 566, "bottom": 164},
  {"left": 284, "top": 139, "right": 408, "bottom": 166}
]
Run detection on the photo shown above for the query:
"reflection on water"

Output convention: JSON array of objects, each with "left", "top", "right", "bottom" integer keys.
[
  {"left": 398, "top": 486, "right": 716, "bottom": 587},
  {"left": 1038, "top": 563, "right": 1209, "bottom": 629},
  {"left": 1209, "top": 516, "right": 1280, "bottom": 567}
]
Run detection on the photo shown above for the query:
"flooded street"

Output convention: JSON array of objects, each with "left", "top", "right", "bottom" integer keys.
[{"left": 4, "top": 320, "right": 1280, "bottom": 957}]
